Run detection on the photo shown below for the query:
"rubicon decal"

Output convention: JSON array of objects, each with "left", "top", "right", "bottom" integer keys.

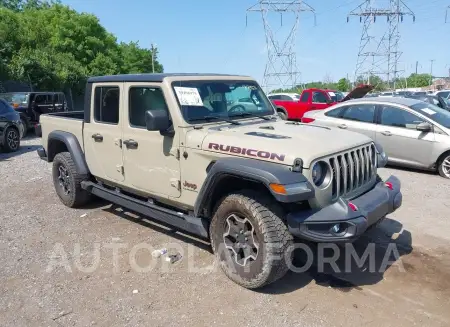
[{"left": 208, "top": 143, "right": 285, "bottom": 162}]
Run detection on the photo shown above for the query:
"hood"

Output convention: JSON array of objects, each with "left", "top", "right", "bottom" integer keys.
[
  {"left": 195, "top": 120, "right": 373, "bottom": 168},
  {"left": 341, "top": 84, "right": 374, "bottom": 102}
]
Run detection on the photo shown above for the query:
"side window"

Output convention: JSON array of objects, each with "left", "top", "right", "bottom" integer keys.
[
  {"left": 94, "top": 86, "right": 120, "bottom": 124},
  {"left": 280, "top": 95, "right": 293, "bottom": 101},
  {"left": 269, "top": 95, "right": 280, "bottom": 100},
  {"left": 380, "top": 106, "right": 424, "bottom": 129},
  {"left": 129, "top": 87, "right": 168, "bottom": 128},
  {"left": 0, "top": 99, "right": 10, "bottom": 113},
  {"left": 341, "top": 104, "right": 376, "bottom": 123},
  {"left": 325, "top": 106, "right": 345, "bottom": 118},
  {"left": 312, "top": 91, "right": 328, "bottom": 103},
  {"left": 300, "top": 92, "right": 309, "bottom": 102}
]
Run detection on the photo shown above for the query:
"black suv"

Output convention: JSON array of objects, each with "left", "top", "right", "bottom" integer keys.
[
  {"left": 0, "top": 98, "right": 23, "bottom": 152},
  {"left": 0, "top": 92, "right": 68, "bottom": 136}
]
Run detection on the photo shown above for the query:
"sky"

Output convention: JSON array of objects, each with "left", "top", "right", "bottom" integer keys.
[{"left": 61, "top": 0, "right": 450, "bottom": 87}]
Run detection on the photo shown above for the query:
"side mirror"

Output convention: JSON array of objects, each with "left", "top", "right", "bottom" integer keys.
[
  {"left": 326, "top": 99, "right": 333, "bottom": 104},
  {"left": 416, "top": 122, "right": 432, "bottom": 132},
  {"left": 145, "top": 109, "right": 173, "bottom": 136}
]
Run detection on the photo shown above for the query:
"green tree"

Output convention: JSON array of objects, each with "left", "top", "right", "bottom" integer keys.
[
  {"left": 407, "top": 73, "right": 432, "bottom": 88},
  {"left": 336, "top": 78, "right": 350, "bottom": 91},
  {"left": 0, "top": 0, "right": 163, "bottom": 92}
]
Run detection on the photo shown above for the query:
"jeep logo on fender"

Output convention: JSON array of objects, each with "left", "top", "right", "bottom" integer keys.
[{"left": 208, "top": 143, "right": 285, "bottom": 162}]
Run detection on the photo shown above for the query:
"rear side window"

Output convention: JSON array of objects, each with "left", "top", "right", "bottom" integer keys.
[
  {"left": 94, "top": 86, "right": 120, "bottom": 124},
  {"left": 341, "top": 104, "right": 376, "bottom": 123},
  {"left": 300, "top": 92, "right": 309, "bottom": 102},
  {"left": 280, "top": 95, "right": 293, "bottom": 101},
  {"left": 268, "top": 95, "right": 280, "bottom": 100},
  {"left": 129, "top": 87, "right": 168, "bottom": 128}
]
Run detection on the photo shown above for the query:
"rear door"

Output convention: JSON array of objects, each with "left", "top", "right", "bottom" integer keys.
[
  {"left": 375, "top": 104, "right": 434, "bottom": 167},
  {"left": 122, "top": 83, "right": 181, "bottom": 198},
  {"left": 83, "top": 83, "right": 125, "bottom": 182},
  {"left": 337, "top": 103, "right": 377, "bottom": 139}
]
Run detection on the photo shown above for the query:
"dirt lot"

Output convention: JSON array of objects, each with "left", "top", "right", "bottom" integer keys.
[{"left": 1, "top": 137, "right": 450, "bottom": 327}]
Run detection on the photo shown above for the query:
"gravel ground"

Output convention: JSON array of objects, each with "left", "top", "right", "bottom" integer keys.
[{"left": 1, "top": 137, "right": 450, "bottom": 327}]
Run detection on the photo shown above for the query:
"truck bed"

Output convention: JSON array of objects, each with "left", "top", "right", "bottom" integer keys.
[{"left": 40, "top": 111, "right": 85, "bottom": 154}]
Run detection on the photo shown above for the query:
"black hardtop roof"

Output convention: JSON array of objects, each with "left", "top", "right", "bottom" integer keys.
[
  {"left": 87, "top": 73, "right": 250, "bottom": 83},
  {"left": 0, "top": 91, "right": 64, "bottom": 95}
]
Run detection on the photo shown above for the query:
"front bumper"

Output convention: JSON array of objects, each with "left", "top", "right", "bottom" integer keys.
[
  {"left": 286, "top": 175, "right": 402, "bottom": 242},
  {"left": 37, "top": 147, "right": 48, "bottom": 161}
]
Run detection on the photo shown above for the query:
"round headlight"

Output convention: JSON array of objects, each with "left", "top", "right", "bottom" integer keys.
[{"left": 311, "top": 161, "right": 329, "bottom": 187}]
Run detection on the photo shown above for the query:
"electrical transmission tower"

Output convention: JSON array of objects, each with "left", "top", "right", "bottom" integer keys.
[
  {"left": 348, "top": 0, "right": 414, "bottom": 89},
  {"left": 247, "top": 1, "right": 315, "bottom": 91}
]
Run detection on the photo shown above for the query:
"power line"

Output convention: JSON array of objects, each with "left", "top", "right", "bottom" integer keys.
[
  {"left": 348, "top": 0, "right": 415, "bottom": 89},
  {"left": 246, "top": 1, "right": 316, "bottom": 91}
]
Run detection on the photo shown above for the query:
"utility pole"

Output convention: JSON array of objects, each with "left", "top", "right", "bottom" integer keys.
[
  {"left": 429, "top": 59, "right": 435, "bottom": 88},
  {"left": 415, "top": 61, "right": 418, "bottom": 74},
  {"left": 348, "top": 0, "right": 415, "bottom": 89},
  {"left": 246, "top": 1, "right": 316, "bottom": 91},
  {"left": 446, "top": 5, "right": 450, "bottom": 23},
  {"left": 151, "top": 43, "right": 156, "bottom": 73}
]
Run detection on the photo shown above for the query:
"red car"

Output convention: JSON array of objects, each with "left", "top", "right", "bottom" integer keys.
[{"left": 268, "top": 85, "right": 373, "bottom": 120}]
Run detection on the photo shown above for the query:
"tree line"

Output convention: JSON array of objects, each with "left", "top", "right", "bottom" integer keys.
[
  {"left": 271, "top": 73, "right": 433, "bottom": 94},
  {"left": 0, "top": 0, "right": 163, "bottom": 94}
]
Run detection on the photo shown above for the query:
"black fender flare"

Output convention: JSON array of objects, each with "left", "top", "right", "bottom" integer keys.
[
  {"left": 276, "top": 106, "right": 288, "bottom": 116},
  {"left": 194, "top": 157, "right": 314, "bottom": 217},
  {"left": 47, "top": 130, "right": 89, "bottom": 175}
]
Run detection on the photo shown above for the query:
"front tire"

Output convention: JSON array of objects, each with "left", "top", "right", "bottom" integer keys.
[
  {"left": 52, "top": 152, "right": 92, "bottom": 207},
  {"left": 3, "top": 127, "right": 20, "bottom": 152},
  {"left": 438, "top": 153, "right": 450, "bottom": 179},
  {"left": 210, "top": 191, "right": 293, "bottom": 289}
]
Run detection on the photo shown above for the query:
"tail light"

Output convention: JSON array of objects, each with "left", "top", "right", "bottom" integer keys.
[
  {"left": 302, "top": 117, "right": 315, "bottom": 123},
  {"left": 13, "top": 103, "right": 19, "bottom": 109}
]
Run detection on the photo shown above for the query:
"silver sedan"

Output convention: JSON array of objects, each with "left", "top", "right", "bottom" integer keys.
[{"left": 302, "top": 96, "right": 450, "bottom": 178}]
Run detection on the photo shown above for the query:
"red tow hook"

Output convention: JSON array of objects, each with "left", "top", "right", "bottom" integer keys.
[
  {"left": 384, "top": 182, "right": 393, "bottom": 190},
  {"left": 348, "top": 202, "right": 358, "bottom": 212}
]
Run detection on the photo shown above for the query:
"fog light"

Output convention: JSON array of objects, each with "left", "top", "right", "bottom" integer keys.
[{"left": 331, "top": 224, "right": 340, "bottom": 233}]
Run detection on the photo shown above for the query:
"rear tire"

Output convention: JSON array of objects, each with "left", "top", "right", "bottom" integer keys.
[
  {"left": 210, "top": 191, "right": 293, "bottom": 289},
  {"left": 3, "top": 127, "right": 20, "bottom": 152},
  {"left": 20, "top": 118, "right": 27, "bottom": 138},
  {"left": 52, "top": 152, "right": 92, "bottom": 207},
  {"left": 277, "top": 110, "right": 288, "bottom": 120}
]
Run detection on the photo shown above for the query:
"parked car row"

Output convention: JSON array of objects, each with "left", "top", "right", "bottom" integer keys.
[
  {"left": 0, "top": 91, "right": 69, "bottom": 153},
  {"left": 301, "top": 96, "right": 450, "bottom": 178},
  {"left": 267, "top": 85, "right": 373, "bottom": 120},
  {"left": 0, "top": 91, "right": 68, "bottom": 137}
]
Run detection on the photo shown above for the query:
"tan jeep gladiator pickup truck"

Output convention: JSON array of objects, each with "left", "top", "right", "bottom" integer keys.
[{"left": 37, "top": 73, "right": 402, "bottom": 289}]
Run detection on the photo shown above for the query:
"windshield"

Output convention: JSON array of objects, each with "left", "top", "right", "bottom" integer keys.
[
  {"left": 437, "top": 91, "right": 450, "bottom": 99},
  {"left": 327, "top": 91, "right": 344, "bottom": 102},
  {"left": 171, "top": 80, "right": 275, "bottom": 123},
  {"left": 410, "top": 102, "right": 450, "bottom": 129},
  {"left": 0, "top": 93, "right": 29, "bottom": 106}
]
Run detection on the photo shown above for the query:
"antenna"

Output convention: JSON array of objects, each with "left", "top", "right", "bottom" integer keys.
[
  {"left": 247, "top": 1, "right": 315, "bottom": 91},
  {"left": 348, "top": 0, "right": 414, "bottom": 89}
]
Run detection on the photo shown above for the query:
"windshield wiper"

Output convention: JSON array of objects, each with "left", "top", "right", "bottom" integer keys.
[
  {"left": 188, "top": 115, "right": 241, "bottom": 125},
  {"left": 229, "top": 112, "right": 275, "bottom": 120}
]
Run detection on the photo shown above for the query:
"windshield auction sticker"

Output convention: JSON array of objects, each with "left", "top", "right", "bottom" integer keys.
[{"left": 174, "top": 87, "right": 204, "bottom": 106}]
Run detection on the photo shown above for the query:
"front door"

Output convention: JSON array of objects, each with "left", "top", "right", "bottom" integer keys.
[
  {"left": 122, "top": 83, "right": 181, "bottom": 198},
  {"left": 84, "top": 83, "right": 124, "bottom": 182},
  {"left": 375, "top": 104, "right": 434, "bottom": 167}
]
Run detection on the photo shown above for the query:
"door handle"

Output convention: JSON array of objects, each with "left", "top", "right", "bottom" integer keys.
[
  {"left": 310, "top": 106, "right": 317, "bottom": 109},
  {"left": 123, "top": 139, "right": 138, "bottom": 149},
  {"left": 91, "top": 133, "right": 103, "bottom": 142},
  {"left": 381, "top": 131, "right": 392, "bottom": 136},
  {"left": 338, "top": 124, "right": 347, "bottom": 129}
]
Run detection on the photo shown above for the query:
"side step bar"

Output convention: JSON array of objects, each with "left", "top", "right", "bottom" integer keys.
[{"left": 81, "top": 181, "right": 209, "bottom": 238}]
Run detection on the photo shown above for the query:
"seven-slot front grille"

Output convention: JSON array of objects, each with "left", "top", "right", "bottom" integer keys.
[{"left": 328, "top": 143, "right": 377, "bottom": 200}]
